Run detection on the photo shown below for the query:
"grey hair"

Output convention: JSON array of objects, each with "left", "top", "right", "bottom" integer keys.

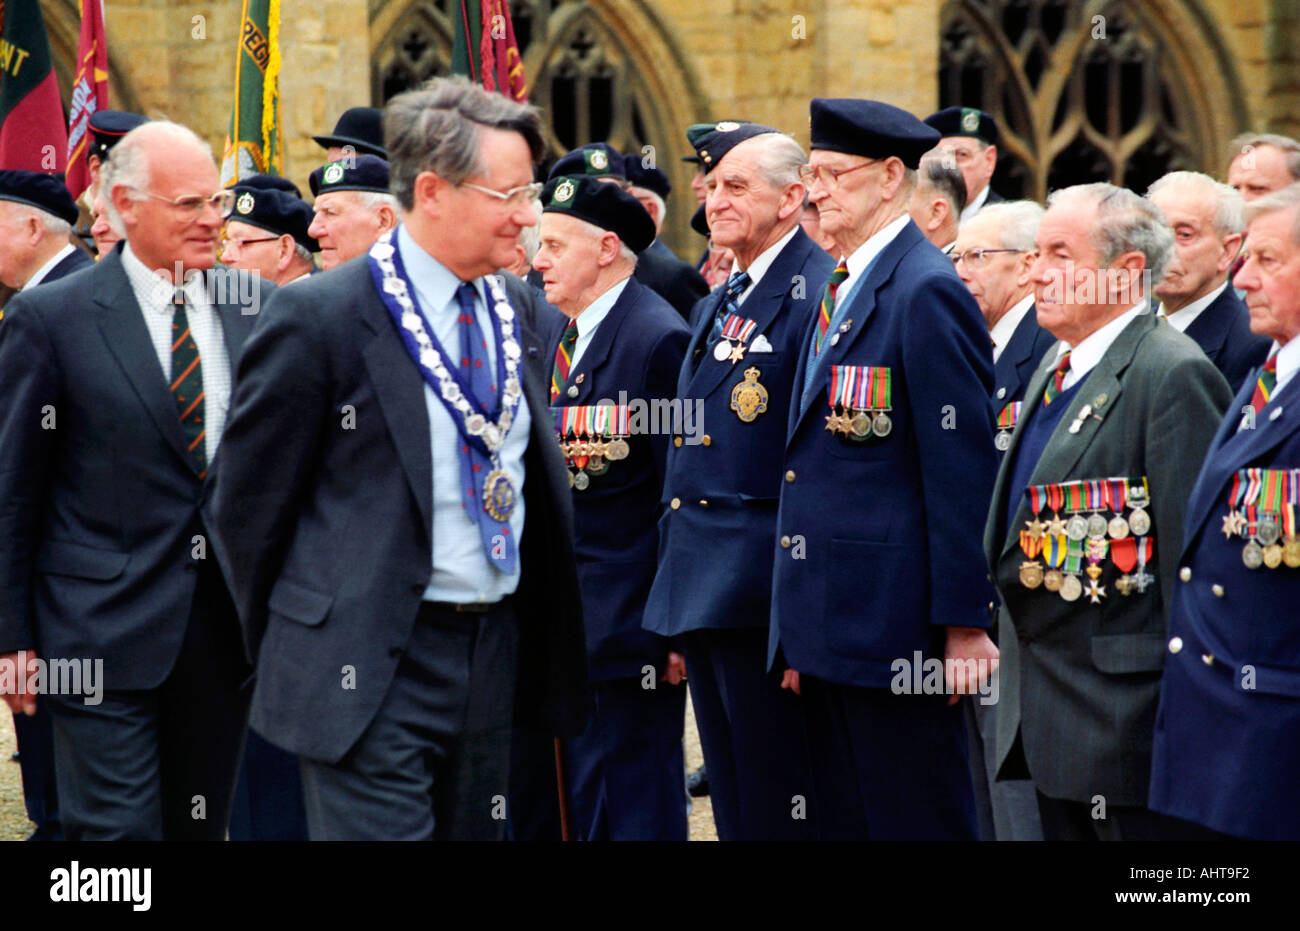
[
  {"left": 354, "top": 190, "right": 401, "bottom": 215},
  {"left": 293, "top": 242, "right": 314, "bottom": 263},
  {"left": 1046, "top": 182, "right": 1174, "bottom": 284},
  {"left": 916, "top": 152, "right": 967, "bottom": 217},
  {"left": 742, "top": 133, "right": 808, "bottom": 190},
  {"left": 1227, "top": 132, "right": 1300, "bottom": 181},
  {"left": 101, "top": 121, "right": 213, "bottom": 237},
  {"left": 1147, "top": 170, "right": 1244, "bottom": 236},
  {"left": 384, "top": 76, "right": 544, "bottom": 210},
  {"left": 517, "top": 198, "right": 543, "bottom": 261},
  {"left": 972, "top": 200, "right": 1044, "bottom": 251},
  {"left": 1241, "top": 182, "right": 1300, "bottom": 245},
  {"left": 8, "top": 202, "right": 72, "bottom": 238}
]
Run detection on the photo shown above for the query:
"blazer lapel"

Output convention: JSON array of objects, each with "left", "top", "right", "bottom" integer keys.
[
  {"left": 1182, "top": 288, "right": 1234, "bottom": 362},
  {"left": 560, "top": 278, "right": 637, "bottom": 405},
  {"left": 680, "top": 285, "right": 727, "bottom": 396},
  {"left": 995, "top": 308, "right": 1041, "bottom": 404}
]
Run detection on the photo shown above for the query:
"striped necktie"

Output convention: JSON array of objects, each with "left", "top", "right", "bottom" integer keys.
[
  {"left": 812, "top": 259, "right": 850, "bottom": 357},
  {"left": 706, "top": 270, "right": 752, "bottom": 350},
  {"left": 171, "top": 288, "right": 207, "bottom": 477},
  {"left": 1041, "top": 350, "right": 1072, "bottom": 408},
  {"left": 551, "top": 318, "right": 579, "bottom": 402},
  {"left": 1250, "top": 354, "right": 1278, "bottom": 413}
]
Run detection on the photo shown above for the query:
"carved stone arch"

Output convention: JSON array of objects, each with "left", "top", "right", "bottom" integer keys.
[{"left": 42, "top": 0, "right": 144, "bottom": 118}]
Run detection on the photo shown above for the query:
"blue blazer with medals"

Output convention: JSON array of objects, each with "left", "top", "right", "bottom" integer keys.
[{"left": 768, "top": 219, "right": 998, "bottom": 686}]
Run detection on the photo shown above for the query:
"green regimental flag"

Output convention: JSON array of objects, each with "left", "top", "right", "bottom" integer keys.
[
  {"left": 220, "top": 0, "right": 282, "bottom": 186},
  {"left": 450, "top": 1, "right": 483, "bottom": 84},
  {"left": 0, "top": 0, "right": 70, "bottom": 170}
]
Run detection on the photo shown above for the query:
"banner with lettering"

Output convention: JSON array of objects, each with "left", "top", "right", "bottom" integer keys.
[
  {"left": 0, "top": 0, "right": 70, "bottom": 171},
  {"left": 220, "top": 0, "right": 282, "bottom": 186},
  {"left": 65, "top": 0, "right": 109, "bottom": 199}
]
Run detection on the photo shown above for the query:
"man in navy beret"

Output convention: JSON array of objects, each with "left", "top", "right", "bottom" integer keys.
[
  {"left": 0, "top": 171, "right": 90, "bottom": 295},
  {"left": 768, "top": 98, "right": 999, "bottom": 840},
  {"left": 923, "top": 106, "right": 1005, "bottom": 224},
  {"left": 222, "top": 183, "right": 318, "bottom": 287},
  {"left": 307, "top": 155, "right": 398, "bottom": 270}
]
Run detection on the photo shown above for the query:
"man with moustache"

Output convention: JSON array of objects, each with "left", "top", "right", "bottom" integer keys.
[{"left": 307, "top": 155, "right": 399, "bottom": 271}]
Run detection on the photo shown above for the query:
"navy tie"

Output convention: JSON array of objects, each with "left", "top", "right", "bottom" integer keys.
[
  {"left": 454, "top": 282, "right": 515, "bottom": 573},
  {"left": 706, "top": 270, "right": 752, "bottom": 351}
]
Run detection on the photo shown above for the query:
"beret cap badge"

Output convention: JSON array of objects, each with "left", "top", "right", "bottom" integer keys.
[
  {"left": 587, "top": 150, "right": 608, "bottom": 171},
  {"left": 961, "top": 108, "right": 981, "bottom": 133},
  {"left": 235, "top": 192, "right": 255, "bottom": 215},
  {"left": 553, "top": 179, "right": 576, "bottom": 204},
  {"left": 714, "top": 121, "right": 742, "bottom": 132},
  {"left": 323, "top": 162, "right": 345, "bottom": 185}
]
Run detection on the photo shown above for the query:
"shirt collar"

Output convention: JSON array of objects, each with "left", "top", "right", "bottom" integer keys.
[
  {"left": 1055, "top": 301, "right": 1148, "bottom": 379},
  {"left": 574, "top": 275, "right": 631, "bottom": 340},
  {"left": 959, "top": 184, "right": 991, "bottom": 225},
  {"left": 121, "top": 242, "right": 211, "bottom": 312},
  {"left": 1273, "top": 337, "right": 1300, "bottom": 391},
  {"left": 21, "top": 244, "right": 77, "bottom": 291},
  {"left": 396, "top": 223, "right": 485, "bottom": 318},
  {"left": 731, "top": 226, "right": 799, "bottom": 290},
  {"left": 989, "top": 293, "right": 1035, "bottom": 360},
  {"left": 1160, "top": 281, "right": 1228, "bottom": 333},
  {"left": 844, "top": 213, "right": 910, "bottom": 280}
]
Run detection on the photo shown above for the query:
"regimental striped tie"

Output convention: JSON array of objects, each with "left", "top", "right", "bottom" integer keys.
[
  {"left": 1041, "top": 350, "right": 1072, "bottom": 408},
  {"left": 1250, "top": 354, "right": 1278, "bottom": 413},
  {"left": 551, "top": 318, "right": 579, "bottom": 402},
  {"left": 813, "top": 259, "right": 849, "bottom": 358},
  {"left": 706, "top": 270, "right": 752, "bottom": 350},
  {"left": 171, "top": 290, "right": 207, "bottom": 477}
]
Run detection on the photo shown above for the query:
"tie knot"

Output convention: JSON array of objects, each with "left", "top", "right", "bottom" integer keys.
[
  {"left": 832, "top": 259, "right": 849, "bottom": 280},
  {"left": 726, "top": 270, "right": 751, "bottom": 295},
  {"left": 1264, "top": 354, "right": 1278, "bottom": 374},
  {"left": 1056, "top": 350, "right": 1072, "bottom": 374},
  {"left": 455, "top": 281, "right": 478, "bottom": 313},
  {"left": 172, "top": 287, "right": 187, "bottom": 306}
]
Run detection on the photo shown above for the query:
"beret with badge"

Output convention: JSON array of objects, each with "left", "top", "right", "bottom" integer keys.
[
  {"left": 691, "top": 121, "right": 781, "bottom": 175},
  {"left": 547, "top": 143, "right": 625, "bottom": 181},
  {"left": 229, "top": 184, "right": 320, "bottom": 253},
  {"left": 922, "top": 106, "right": 1000, "bottom": 147},
  {"left": 809, "top": 98, "right": 941, "bottom": 170},
  {"left": 0, "top": 170, "right": 81, "bottom": 226},
  {"left": 309, "top": 155, "right": 391, "bottom": 197},
  {"left": 541, "top": 173, "right": 656, "bottom": 254}
]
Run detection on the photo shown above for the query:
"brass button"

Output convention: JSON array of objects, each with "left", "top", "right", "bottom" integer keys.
[
  {"left": 1212, "top": 584, "right": 1225, "bottom": 598},
  {"left": 673, "top": 436, "right": 682, "bottom": 448},
  {"left": 702, "top": 435, "right": 712, "bottom": 446},
  {"left": 1201, "top": 653, "right": 1215, "bottom": 666},
  {"left": 670, "top": 498, "right": 681, "bottom": 510},
  {"left": 785, "top": 470, "right": 796, "bottom": 483},
  {"left": 1168, "top": 636, "right": 1183, "bottom": 654},
  {"left": 699, "top": 499, "right": 709, "bottom": 508},
  {"left": 1179, "top": 567, "right": 1192, "bottom": 582},
  {"left": 779, "top": 535, "right": 791, "bottom": 549}
]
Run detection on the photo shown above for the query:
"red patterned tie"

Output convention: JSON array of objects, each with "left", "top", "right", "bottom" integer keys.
[
  {"left": 1250, "top": 354, "right": 1278, "bottom": 413},
  {"left": 1042, "top": 350, "right": 1072, "bottom": 407},
  {"left": 813, "top": 259, "right": 850, "bottom": 357},
  {"left": 551, "top": 319, "right": 579, "bottom": 402}
]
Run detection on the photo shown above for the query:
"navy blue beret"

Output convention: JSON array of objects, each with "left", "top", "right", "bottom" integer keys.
[
  {"left": 809, "top": 98, "right": 940, "bottom": 169},
  {"left": 690, "top": 203, "right": 709, "bottom": 237},
  {"left": 312, "top": 106, "right": 387, "bottom": 159},
  {"left": 923, "top": 106, "right": 999, "bottom": 147},
  {"left": 87, "top": 110, "right": 148, "bottom": 162},
  {"left": 309, "top": 155, "right": 391, "bottom": 197},
  {"left": 622, "top": 154, "right": 671, "bottom": 198},
  {"left": 229, "top": 185, "right": 319, "bottom": 252},
  {"left": 547, "top": 143, "right": 624, "bottom": 181},
  {"left": 237, "top": 173, "right": 302, "bottom": 199},
  {"left": 0, "top": 170, "right": 80, "bottom": 226},
  {"left": 693, "top": 121, "right": 780, "bottom": 174},
  {"left": 541, "top": 174, "right": 656, "bottom": 254}
]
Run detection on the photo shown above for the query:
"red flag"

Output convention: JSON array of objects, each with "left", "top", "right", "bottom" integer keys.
[
  {"left": 479, "top": 0, "right": 527, "bottom": 102},
  {"left": 65, "top": 0, "right": 109, "bottom": 199},
  {"left": 0, "top": 0, "right": 69, "bottom": 171}
]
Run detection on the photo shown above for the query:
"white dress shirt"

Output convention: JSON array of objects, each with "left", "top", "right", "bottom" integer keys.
[
  {"left": 395, "top": 224, "right": 529, "bottom": 604},
  {"left": 569, "top": 276, "right": 630, "bottom": 371},
  {"left": 730, "top": 226, "right": 798, "bottom": 306},
  {"left": 21, "top": 244, "right": 77, "bottom": 290},
  {"left": 1052, "top": 301, "right": 1148, "bottom": 392},
  {"left": 990, "top": 294, "right": 1035, "bottom": 364},
  {"left": 1160, "top": 281, "right": 1229, "bottom": 334},
  {"left": 120, "top": 244, "right": 231, "bottom": 466},
  {"left": 959, "top": 183, "right": 992, "bottom": 226},
  {"left": 836, "top": 213, "right": 911, "bottom": 312}
]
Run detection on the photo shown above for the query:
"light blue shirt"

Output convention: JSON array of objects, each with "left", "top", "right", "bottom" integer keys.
[
  {"left": 569, "top": 277, "right": 630, "bottom": 371},
  {"left": 395, "top": 224, "right": 530, "bottom": 603}
]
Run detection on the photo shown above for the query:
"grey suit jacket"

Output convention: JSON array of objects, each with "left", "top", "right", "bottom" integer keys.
[{"left": 983, "top": 313, "right": 1232, "bottom": 805}]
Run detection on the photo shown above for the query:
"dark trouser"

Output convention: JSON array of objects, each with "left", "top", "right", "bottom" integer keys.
[
  {"left": 46, "top": 563, "right": 251, "bottom": 840},
  {"left": 12, "top": 702, "right": 61, "bottom": 840},
  {"left": 1035, "top": 791, "right": 1232, "bottom": 841},
  {"left": 300, "top": 600, "right": 519, "bottom": 841},
  {"left": 565, "top": 676, "right": 687, "bottom": 841},
  {"left": 801, "top": 675, "right": 977, "bottom": 841},
  {"left": 685, "top": 628, "right": 816, "bottom": 840},
  {"left": 964, "top": 674, "right": 1042, "bottom": 840},
  {"left": 229, "top": 728, "right": 308, "bottom": 841}
]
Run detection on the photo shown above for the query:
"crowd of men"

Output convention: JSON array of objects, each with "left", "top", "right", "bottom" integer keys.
[{"left": 0, "top": 80, "right": 1298, "bottom": 842}]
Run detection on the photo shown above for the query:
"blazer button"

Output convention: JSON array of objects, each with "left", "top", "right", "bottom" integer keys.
[
  {"left": 674, "top": 437, "right": 683, "bottom": 448},
  {"left": 701, "top": 435, "right": 712, "bottom": 446},
  {"left": 785, "top": 470, "right": 796, "bottom": 483},
  {"left": 1168, "top": 636, "right": 1183, "bottom": 654},
  {"left": 780, "top": 535, "right": 792, "bottom": 549},
  {"left": 996, "top": 387, "right": 1007, "bottom": 400},
  {"left": 670, "top": 498, "right": 681, "bottom": 510},
  {"left": 1178, "top": 567, "right": 1192, "bottom": 582},
  {"left": 1212, "top": 584, "right": 1225, "bottom": 598}
]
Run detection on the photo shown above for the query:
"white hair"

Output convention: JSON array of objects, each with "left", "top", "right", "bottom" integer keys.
[
  {"left": 6, "top": 201, "right": 72, "bottom": 238},
  {"left": 1241, "top": 182, "right": 1300, "bottom": 245},
  {"left": 293, "top": 242, "right": 314, "bottom": 263},
  {"left": 101, "top": 121, "right": 213, "bottom": 238},
  {"left": 1047, "top": 183, "right": 1174, "bottom": 284},
  {"left": 735, "top": 132, "right": 808, "bottom": 190},
  {"left": 972, "top": 200, "right": 1044, "bottom": 251},
  {"left": 1146, "top": 170, "right": 1244, "bottom": 236},
  {"left": 517, "top": 198, "right": 543, "bottom": 261},
  {"left": 354, "top": 190, "right": 401, "bottom": 215}
]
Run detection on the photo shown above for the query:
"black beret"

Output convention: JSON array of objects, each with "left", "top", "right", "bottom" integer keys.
[
  {"left": 809, "top": 98, "right": 940, "bottom": 170},
  {"left": 229, "top": 185, "right": 319, "bottom": 252},
  {"left": 237, "top": 173, "right": 302, "bottom": 198},
  {"left": 312, "top": 106, "right": 387, "bottom": 158},
  {"left": 87, "top": 110, "right": 148, "bottom": 162},
  {"left": 541, "top": 174, "right": 656, "bottom": 254},
  {"left": 923, "top": 106, "right": 999, "bottom": 147},
  {"left": 690, "top": 203, "right": 709, "bottom": 237},
  {"left": 309, "top": 155, "right": 391, "bottom": 197},
  {"left": 0, "top": 170, "right": 80, "bottom": 226},
  {"left": 547, "top": 143, "right": 624, "bottom": 181},
  {"left": 622, "top": 154, "right": 671, "bottom": 198},
  {"left": 693, "top": 121, "right": 779, "bottom": 174}
]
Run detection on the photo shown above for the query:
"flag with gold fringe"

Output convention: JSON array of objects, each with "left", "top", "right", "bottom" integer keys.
[
  {"left": 220, "top": 0, "right": 282, "bottom": 186},
  {"left": 451, "top": 0, "right": 528, "bottom": 102},
  {"left": 0, "top": 0, "right": 69, "bottom": 171},
  {"left": 65, "top": 0, "right": 109, "bottom": 199}
]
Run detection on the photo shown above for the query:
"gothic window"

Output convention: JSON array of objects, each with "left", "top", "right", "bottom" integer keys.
[{"left": 940, "top": 0, "right": 1214, "bottom": 200}]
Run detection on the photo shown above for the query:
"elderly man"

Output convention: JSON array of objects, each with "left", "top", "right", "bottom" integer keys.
[
  {"left": 520, "top": 174, "right": 691, "bottom": 840},
  {"left": 644, "top": 122, "right": 834, "bottom": 841},
  {"left": 1148, "top": 171, "right": 1270, "bottom": 392},
  {"left": 0, "top": 171, "right": 90, "bottom": 294},
  {"left": 307, "top": 154, "right": 399, "bottom": 270},
  {"left": 1148, "top": 183, "right": 1300, "bottom": 841},
  {"left": 210, "top": 77, "right": 586, "bottom": 841},
  {"left": 985, "top": 183, "right": 1232, "bottom": 840},
  {"left": 908, "top": 151, "right": 966, "bottom": 253},
  {"left": 923, "top": 106, "right": 1005, "bottom": 224},
  {"left": 1225, "top": 133, "right": 1300, "bottom": 202},
  {"left": 0, "top": 121, "right": 272, "bottom": 840},
  {"left": 221, "top": 181, "right": 318, "bottom": 286},
  {"left": 770, "top": 99, "right": 998, "bottom": 840}
]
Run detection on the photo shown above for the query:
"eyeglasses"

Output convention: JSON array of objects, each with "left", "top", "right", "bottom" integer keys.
[
  {"left": 799, "top": 160, "right": 878, "bottom": 189},
  {"left": 221, "top": 235, "right": 281, "bottom": 252},
  {"left": 459, "top": 180, "right": 544, "bottom": 207},
  {"left": 950, "top": 248, "right": 1025, "bottom": 268},
  {"left": 132, "top": 187, "right": 236, "bottom": 218}
]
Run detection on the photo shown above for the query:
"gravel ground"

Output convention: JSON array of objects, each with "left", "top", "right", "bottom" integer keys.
[{"left": 0, "top": 698, "right": 719, "bottom": 842}]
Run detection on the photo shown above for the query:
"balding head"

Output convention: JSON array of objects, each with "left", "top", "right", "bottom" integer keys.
[{"left": 1147, "top": 171, "right": 1244, "bottom": 313}]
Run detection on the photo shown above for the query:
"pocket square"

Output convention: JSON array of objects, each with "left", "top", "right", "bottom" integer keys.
[{"left": 749, "top": 334, "right": 774, "bottom": 353}]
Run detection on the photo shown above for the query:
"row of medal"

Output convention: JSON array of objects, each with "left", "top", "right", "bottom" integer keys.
[
  {"left": 994, "top": 401, "right": 1020, "bottom": 451},
  {"left": 1222, "top": 468, "right": 1300, "bottom": 569},
  {"left": 825, "top": 365, "right": 892, "bottom": 439},
  {"left": 551, "top": 404, "right": 630, "bottom": 490},
  {"left": 1018, "top": 476, "right": 1154, "bottom": 602}
]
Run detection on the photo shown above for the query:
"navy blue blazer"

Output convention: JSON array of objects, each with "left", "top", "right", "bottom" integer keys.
[
  {"left": 0, "top": 247, "right": 269, "bottom": 689},
  {"left": 1150, "top": 363, "right": 1300, "bottom": 839},
  {"left": 42, "top": 247, "right": 93, "bottom": 283},
  {"left": 210, "top": 255, "right": 588, "bottom": 763},
  {"left": 1180, "top": 285, "right": 1271, "bottom": 394},
  {"left": 768, "top": 219, "right": 998, "bottom": 686},
  {"left": 993, "top": 304, "right": 1054, "bottom": 410},
  {"left": 644, "top": 228, "right": 834, "bottom": 637},
  {"left": 548, "top": 277, "right": 689, "bottom": 680},
  {"left": 635, "top": 239, "right": 710, "bottom": 320}
]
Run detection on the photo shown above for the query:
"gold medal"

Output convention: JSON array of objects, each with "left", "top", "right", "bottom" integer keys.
[
  {"left": 1019, "top": 561, "right": 1044, "bottom": 589},
  {"left": 606, "top": 438, "right": 630, "bottom": 460},
  {"left": 1284, "top": 537, "right": 1300, "bottom": 569},
  {"left": 730, "top": 366, "right": 769, "bottom": 423},
  {"left": 1043, "top": 569, "right": 1063, "bottom": 592},
  {"left": 1085, "top": 564, "right": 1102, "bottom": 580},
  {"left": 1114, "top": 574, "right": 1136, "bottom": 596},
  {"left": 482, "top": 468, "right": 517, "bottom": 520},
  {"left": 1263, "top": 543, "right": 1284, "bottom": 569}
]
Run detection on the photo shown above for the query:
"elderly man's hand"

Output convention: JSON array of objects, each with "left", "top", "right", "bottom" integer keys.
[
  {"left": 0, "top": 651, "right": 39, "bottom": 716},
  {"left": 660, "top": 651, "right": 687, "bottom": 685},
  {"left": 944, "top": 627, "right": 998, "bottom": 706}
]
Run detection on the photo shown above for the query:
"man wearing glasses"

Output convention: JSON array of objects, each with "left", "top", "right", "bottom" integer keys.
[
  {"left": 0, "top": 121, "right": 273, "bottom": 839},
  {"left": 210, "top": 77, "right": 586, "bottom": 840},
  {"left": 221, "top": 178, "right": 319, "bottom": 287}
]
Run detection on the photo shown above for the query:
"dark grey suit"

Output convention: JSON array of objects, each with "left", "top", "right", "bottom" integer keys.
[{"left": 984, "top": 313, "right": 1232, "bottom": 828}]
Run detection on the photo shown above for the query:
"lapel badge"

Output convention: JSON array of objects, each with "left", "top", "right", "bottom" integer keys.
[
  {"left": 1270, "top": 407, "right": 1283, "bottom": 421},
  {"left": 566, "top": 385, "right": 579, "bottom": 398},
  {"left": 1093, "top": 393, "right": 1108, "bottom": 408},
  {"left": 576, "top": 373, "right": 585, "bottom": 384},
  {"left": 838, "top": 319, "right": 852, "bottom": 333}
]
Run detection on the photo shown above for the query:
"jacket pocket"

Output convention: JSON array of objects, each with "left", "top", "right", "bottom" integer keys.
[
  {"left": 36, "top": 540, "right": 129, "bottom": 580},
  {"left": 1091, "top": 633, "right": 1166, "bottom": 674},
  {"left": 267, "top": 577, "right": 333, "bottom": 627}
]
